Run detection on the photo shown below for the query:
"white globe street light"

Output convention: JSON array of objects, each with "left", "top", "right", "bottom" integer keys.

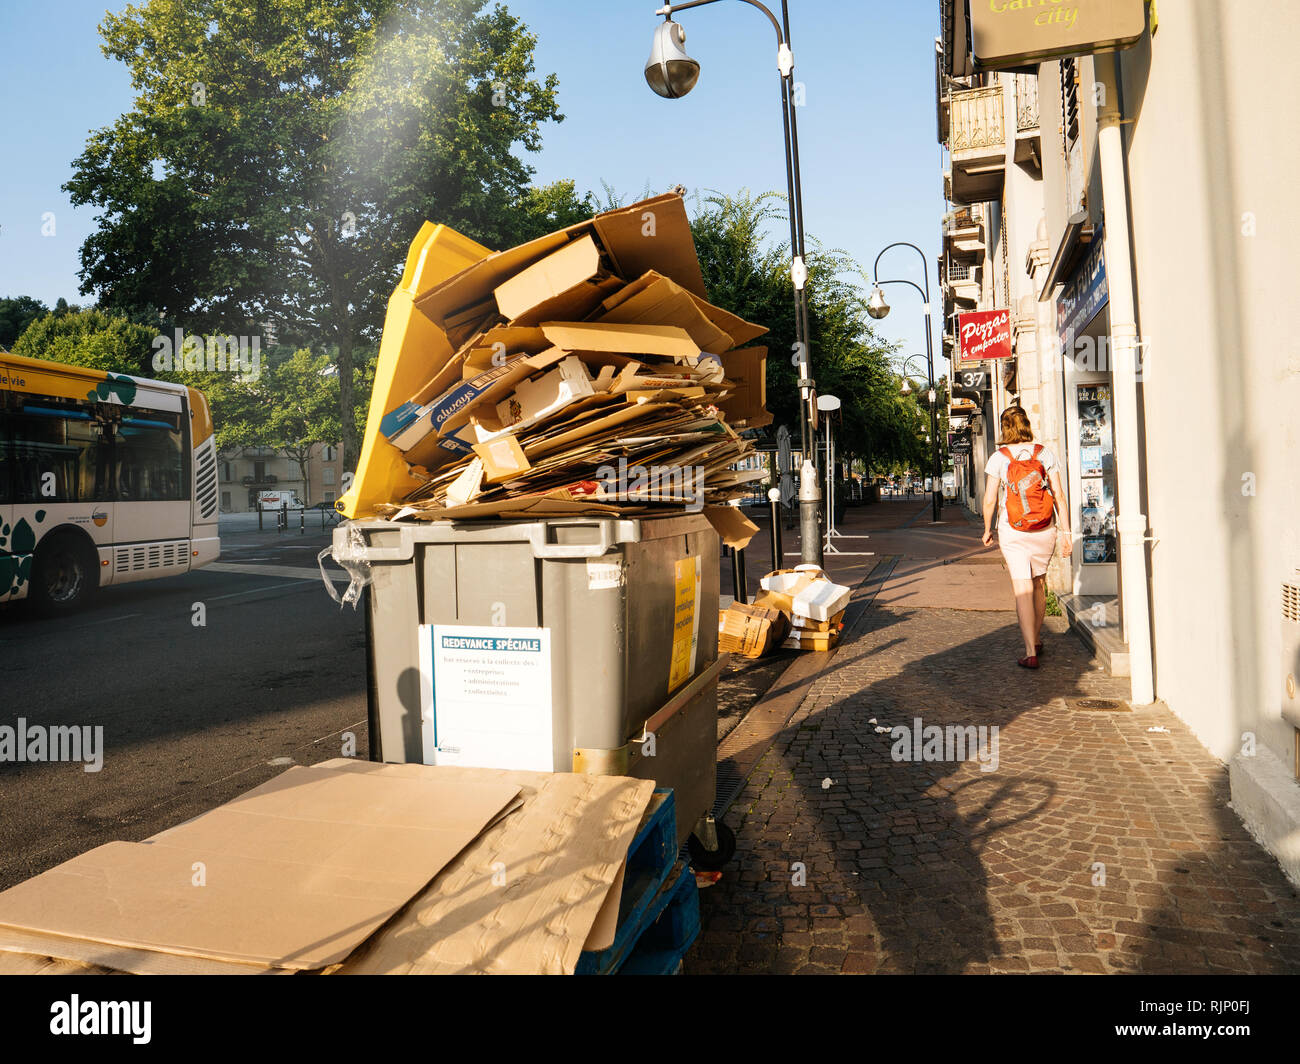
[
  {"left": 866, "top": 286, "right": 890, "bottom": 320},
  {"left": 644, "top": 20, "right": 700, "bottom": 98}
]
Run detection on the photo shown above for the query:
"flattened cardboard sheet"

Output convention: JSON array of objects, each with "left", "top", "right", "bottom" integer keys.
[
  {"left": 327, "top": 761, "right": 655, "bottom": 975},
  {"left": 0, "top": 766, "right": 520, "bottom": 970}
]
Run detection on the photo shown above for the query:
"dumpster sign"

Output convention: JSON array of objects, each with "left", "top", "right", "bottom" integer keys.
[
  {"left": 669, "top": 556, "right": 702, "bottom": 692},
  {"left": 419, "top": 625, "right": 553, "bottom": 771}
]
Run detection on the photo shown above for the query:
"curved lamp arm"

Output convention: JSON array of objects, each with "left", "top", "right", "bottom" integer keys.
[{"left": 656, "top": 0, "right": 785, "bottom": 43}]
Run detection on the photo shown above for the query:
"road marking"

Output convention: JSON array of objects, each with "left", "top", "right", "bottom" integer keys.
[
  {"left": 205, "top": 584, "right": 314, "bottom": 602},
  {"left": 67, "top": 613, "right": 143, "bottom": 629},
  {"left": 207, "top": 561, "right": 346, "bottom": 583}
]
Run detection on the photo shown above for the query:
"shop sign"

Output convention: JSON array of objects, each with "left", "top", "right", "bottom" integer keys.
[
  {"left": 1056, "top": 228, "right": 1108, "bottom": 355},
  {"left": 969, "top": 0, "right": 1147, "bottom": 70},
  {"left": 957, "top": 309, "right": 1012, "bottom": 366}
]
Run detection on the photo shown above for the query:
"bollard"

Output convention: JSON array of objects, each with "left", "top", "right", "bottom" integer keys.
[
  {"left": 736, "top": 545, "right": 748, "bottom": 603},
  {"left": 729, "top": 546, "right": 747, "bottom": 605},
  {"left": 258, "top": 507, "right": 263, "bottom": 531},
  {"left": 799, "top": 459, "right": 823, "bottom": 567},
  {"left": 300, "top": 508, "right": 305, "bottom": 535},
  {"left": 768, "top": 487, "right": 783, "bottom": 572}
]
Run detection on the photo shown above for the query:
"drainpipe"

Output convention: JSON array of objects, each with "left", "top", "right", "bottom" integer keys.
[{"left": 1095, "top": 56, "right": 1155, "bottom": 706}]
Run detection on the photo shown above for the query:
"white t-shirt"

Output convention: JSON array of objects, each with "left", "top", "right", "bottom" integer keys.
[{"left": 985, "top": 442, "right": 1059, "bottom": 529}]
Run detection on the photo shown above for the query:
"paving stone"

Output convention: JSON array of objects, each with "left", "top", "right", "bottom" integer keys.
[{"left": 685, "top": 506, "right": 1300, "bottom": 976}]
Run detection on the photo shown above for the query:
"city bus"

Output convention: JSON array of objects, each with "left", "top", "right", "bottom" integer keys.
[{"left": 0, "top": 351, "right": 220, "bottom": 614}]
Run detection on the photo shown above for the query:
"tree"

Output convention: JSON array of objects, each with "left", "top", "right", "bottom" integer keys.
[
  {"left": 10, "top": 308, "right": 154, "bottom": 376},
  {"left": 65, "top": 0, "right": 578, "bottom": 469},
  {"left": 258, "top": 348, "right": 344, "bottom": 504},
  {"left": 0, "top": 297, "right": 49, "bottom": 349},
  {"left": 688, "top": 189, "right": 919, "bottom": 474}
]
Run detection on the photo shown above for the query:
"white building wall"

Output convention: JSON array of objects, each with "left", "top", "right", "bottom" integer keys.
[{"left": 1118, "top": 6, "right": 1300, "bottom": 769}]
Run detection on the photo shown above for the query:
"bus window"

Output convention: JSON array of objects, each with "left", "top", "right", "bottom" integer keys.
[
  {"left": 11, "top": 405, "right": 114, "bottom": 503},
  {"left": 115, "top": 413, "right": 185, "bottom": 502}
]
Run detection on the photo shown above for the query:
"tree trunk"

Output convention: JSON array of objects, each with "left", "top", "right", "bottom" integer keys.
[{"left": 337, "top": 330, "right": 358, "bottom": 471}]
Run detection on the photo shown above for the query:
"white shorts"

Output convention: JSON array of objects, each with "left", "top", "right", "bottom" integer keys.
[{"left": 998, "top": 522, "right": 1057, "bottom": 582}]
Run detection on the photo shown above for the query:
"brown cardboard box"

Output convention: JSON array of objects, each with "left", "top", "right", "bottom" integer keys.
[
  {"left": 783, "top": 628, "right": 841, "bottom": 652},
  {"left": 718, "top": 602, "right": 789, "bottom": 659}
]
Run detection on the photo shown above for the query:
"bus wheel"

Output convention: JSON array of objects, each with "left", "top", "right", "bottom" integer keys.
[{"left": 31, "top": 534, "right": 99, "bottom": 617}]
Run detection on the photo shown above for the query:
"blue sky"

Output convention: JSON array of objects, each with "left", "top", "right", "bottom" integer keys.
[{"left": 0, "top": 0, "right": 945, "bottom": 371}]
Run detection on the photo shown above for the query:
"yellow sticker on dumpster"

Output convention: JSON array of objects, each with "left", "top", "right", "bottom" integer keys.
[{"left": 669, "top": 555, "right": 701, "bottom": 692}]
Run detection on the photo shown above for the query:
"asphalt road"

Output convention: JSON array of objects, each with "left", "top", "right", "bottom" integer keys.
[{"left": 0, "top": 527, "right": 369, "bottom": 891}]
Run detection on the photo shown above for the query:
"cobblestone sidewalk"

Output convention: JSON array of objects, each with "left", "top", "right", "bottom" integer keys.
[{"left": 687, "top": 551, "right": 1300, "bottom": 974}]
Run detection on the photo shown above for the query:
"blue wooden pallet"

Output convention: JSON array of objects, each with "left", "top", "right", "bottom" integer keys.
[
  {"left": 616, "top": 863, "right": 701, "bottom": 975},
  {"left": 577, "top": 788, "right": 697, "bottom": 975}
]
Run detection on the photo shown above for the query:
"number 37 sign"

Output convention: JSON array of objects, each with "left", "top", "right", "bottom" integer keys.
[{"left": 957, "top": 309, "right": 1012, "bottom": 366}]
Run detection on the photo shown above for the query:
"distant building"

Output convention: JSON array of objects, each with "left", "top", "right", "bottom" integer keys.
[{"left": 217, "top": 443, "right": 344, "bottom": 512}]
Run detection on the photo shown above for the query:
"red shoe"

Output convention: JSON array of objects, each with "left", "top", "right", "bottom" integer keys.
[{"left": 1018, "top": 655, "right": 1039, "bottom": 669}]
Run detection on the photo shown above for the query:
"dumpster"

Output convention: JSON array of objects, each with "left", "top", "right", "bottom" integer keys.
[{"left": 334, "top": 512, "right": 722, "bottom": 854}]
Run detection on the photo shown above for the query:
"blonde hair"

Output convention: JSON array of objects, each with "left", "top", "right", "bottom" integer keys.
[{"left": 999, "top": 406, "right": 1034, "bottom": 445}]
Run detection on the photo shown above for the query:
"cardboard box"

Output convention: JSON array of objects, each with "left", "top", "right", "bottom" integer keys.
[
  {"left": 473, "top": 435, "right": 531, "bottom": 484},
  {"left": 413, "top": 193, "right": 707, "bottom": 330},
  {"left": 388, "top": 348, "right": 568, "bottom": 455},
  {"left": 759, "top": 565, "right": 851, "bottom": 623},
  {"left": 494, "top": 355, "right": 594, "bottom": 431},
  {"left": 718, "top": 602, "right": 789, "bottom": 659},
  {"left": 783, "top": 628, "right": 840, "bottom": 652},
  {"left": 790, "top": 608, "right": 846, "bottom": 634},
  {"left": 596, "top": 272, "right": 733, "bottom": 354},
  {"left": 494, "top": 234, "right": 602, "bottom": 320},
  {"left": 718, "top": 347, "right": 771, "bottom": 429}
]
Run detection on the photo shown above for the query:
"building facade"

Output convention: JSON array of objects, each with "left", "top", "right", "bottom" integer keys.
[
  {"left": 937, "top": 1, "right": 1300, "bottom": 881},
  {"left": 217, "top": 442, "right": 345, "bottom": 512}
]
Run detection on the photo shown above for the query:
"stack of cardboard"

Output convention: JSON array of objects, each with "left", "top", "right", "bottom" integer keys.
[
  {"left": 753, "top": 565, "right": 851, "bottom": 652},
  {"left": 348, "top": 194, "right": 772, "bottom": 526},
  {"left": 0, "top": 760, "right": 655, "bottom": 976},
  {"left": 717, "top": 601, "right": 790, "bottom": 659}
]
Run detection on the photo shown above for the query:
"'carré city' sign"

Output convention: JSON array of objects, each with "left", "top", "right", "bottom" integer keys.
[{"left": 969, "top": 0, "right": 1147, "bottom": 70}]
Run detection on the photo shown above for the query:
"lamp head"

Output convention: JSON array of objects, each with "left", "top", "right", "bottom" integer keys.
[
  {"left": 866, "top": 286, "right": 890, "bottom": 319},
  {"left": 645, "top": 20, "right": 700, "bottom": 99}
]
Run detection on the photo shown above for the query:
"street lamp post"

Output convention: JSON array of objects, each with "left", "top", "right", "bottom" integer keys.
[
  {"left": 868, "top": 243, "right": 943, "bottom": 523},
  {"left": 645, "top": 0, "right": 822, "bottom": 565}
]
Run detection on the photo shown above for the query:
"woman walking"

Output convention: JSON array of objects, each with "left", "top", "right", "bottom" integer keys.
[{"left": 981, "top": 406, "right": 1072, "bottom": 669}]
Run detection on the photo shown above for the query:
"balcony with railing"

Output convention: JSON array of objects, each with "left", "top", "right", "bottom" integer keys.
[
  {"left": 943, "top": 203, "right": 985, "bottom": 259},
  {"left": 948, "top": 84, "right": 1006, "bottom": 204},
  {"left": 940, "top": 259, "right": 981, "bottom": 317},
  {"left": 1014, "top": 74, "right": 1041, "bottom": 169}
]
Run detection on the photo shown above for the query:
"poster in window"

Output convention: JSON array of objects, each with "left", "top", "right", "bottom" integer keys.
[{"left": 1076, "top": 384, "right": 1117, "bottom": 564}]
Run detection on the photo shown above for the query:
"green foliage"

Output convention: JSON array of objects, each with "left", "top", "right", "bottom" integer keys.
[
  {"left": 0, "top": 296, "right": 49, "bottom": 349},
  {"left": 688, "top": 189, "right": 931, "bottom": 473},
  {"left": 10, "top": 308, "right": 155, "bottom": 376},
  {"left": 65, "top": 0, "right": 570, "bottom": 467}
]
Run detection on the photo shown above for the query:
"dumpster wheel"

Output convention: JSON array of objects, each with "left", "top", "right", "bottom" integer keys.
[{"left": 688, "top": 817, "right": 736, "bottom": 871}]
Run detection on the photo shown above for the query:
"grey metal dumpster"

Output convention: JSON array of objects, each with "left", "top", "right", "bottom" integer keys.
[{"left": 333, "top": 513, "right": 721, "bottom": 851}]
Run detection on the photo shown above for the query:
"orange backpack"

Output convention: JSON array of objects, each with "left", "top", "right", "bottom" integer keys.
[{"left": 1001, "top": 445, "right": 1055, "bottom": 531}]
